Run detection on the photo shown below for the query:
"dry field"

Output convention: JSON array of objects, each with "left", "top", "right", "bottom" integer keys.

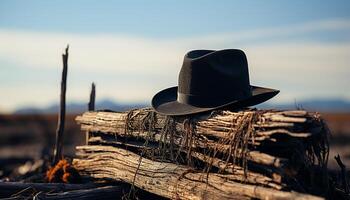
[{"left": 0, "top": 114, "right": 83, "bottom": 179}]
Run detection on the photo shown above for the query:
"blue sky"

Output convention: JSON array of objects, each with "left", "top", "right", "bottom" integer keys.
[
  {"left": 1, "top": 1, "right": 349, "bottom": 37},
  {"left": 0, "top": 1, "right": 350, "bottom": 112}
]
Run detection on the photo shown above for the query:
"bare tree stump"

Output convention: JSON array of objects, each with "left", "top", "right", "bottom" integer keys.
[{"left": 53, "top": 45, "right": 69, "bottom": 165}]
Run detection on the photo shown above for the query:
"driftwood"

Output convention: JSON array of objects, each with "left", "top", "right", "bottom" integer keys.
[
  {"left": 87, "top": 135, "right": 283, "bottom": 185},
  {"left": 73, "top": 145, "right": 322, "bottom": 200},
  {"left": 76, "top": 109, "right": 317, "bottom": 139},
  {"left": 74, "top": 108, "right": 329, "bottom": 199},
  {"left": 88, "top": 130, "right": 288, "bottom": 167},
  {"left": 76, "top": 109, "right": 326, "bottom": 155},
  {"left": 75, "top": 109, "right": 323, "bottom": 162}
]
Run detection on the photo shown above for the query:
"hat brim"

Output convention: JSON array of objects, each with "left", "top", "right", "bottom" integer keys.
[{"left": 151, "top": 86, "right": 279, "bottom": 116}]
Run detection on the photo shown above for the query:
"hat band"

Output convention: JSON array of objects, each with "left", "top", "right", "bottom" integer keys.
[{"left": 177, "top": 92, "right": 249, "bottom": 107}]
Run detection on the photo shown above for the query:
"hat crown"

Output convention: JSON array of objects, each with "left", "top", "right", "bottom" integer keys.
[{"left": 177, "top": 49, "right": 252, "bottom": 107}]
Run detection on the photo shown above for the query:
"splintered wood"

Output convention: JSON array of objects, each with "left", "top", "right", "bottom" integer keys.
[{"left": 73, "top": 108, "right": 329, "bottom": 200}]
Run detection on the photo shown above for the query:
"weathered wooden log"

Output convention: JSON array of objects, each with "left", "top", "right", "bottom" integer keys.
[
  {"left": 189, "top": 151, "right": 283, "bottom": 189},
  {"left": 73, "top": 145, "right": 323, "bottom": 200},
  {"left": 87, "top": 136, "right": 283, "bottom": 189},
  {"left": 75, "top": 109, "right": 328, "bottom": 162},
  {"left": 75, "top": 109, "right": 305, "bottom": 166},
  {"left": 75, "top": 109, "right": 319, "bottom": 141},
  {"left": 74, "top": 108, "right": 329, "bottom": 198},
  {"left": 88, "top": 130, "right": 288, "bottom": 168},
  {"left": 75, "top": 109, "right": 324, "bottom": 165}
]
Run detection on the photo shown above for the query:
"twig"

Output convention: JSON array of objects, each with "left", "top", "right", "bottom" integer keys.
[
  {"left": 335, "top": 154, "right": 349, "bottom": 193},
  {"left": 53, "top": 45, "right": 69, "bottom": 165}
]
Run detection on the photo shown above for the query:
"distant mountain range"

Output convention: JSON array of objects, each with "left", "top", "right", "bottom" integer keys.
[
  {"left": 14, "top": 99, "right": 148, "bottom": 114},
  {"left": 14, "top": 98, "right": 350, "bottom": 114},
  {"left": 259, "top": 99, "right": 350, "bottom": 112}
]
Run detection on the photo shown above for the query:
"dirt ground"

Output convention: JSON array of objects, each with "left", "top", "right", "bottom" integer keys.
[{"left": 0, "top": 112, "right": 349, "bottom": 179}]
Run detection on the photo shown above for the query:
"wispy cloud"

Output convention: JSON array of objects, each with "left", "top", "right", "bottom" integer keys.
[
  {"left": 0, "top": 18, "right": 350, "bottom": 112},
  {"left": 175, "top": 18, "right": 350, "bottom": 47},
  {"left": 1, "top": 18, "right": 349, "bottom": 70}
]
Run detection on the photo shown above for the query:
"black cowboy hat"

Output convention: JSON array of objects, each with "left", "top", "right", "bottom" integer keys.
[{"left": 151, "top": 49, "right": 279, "bottom": 116}]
